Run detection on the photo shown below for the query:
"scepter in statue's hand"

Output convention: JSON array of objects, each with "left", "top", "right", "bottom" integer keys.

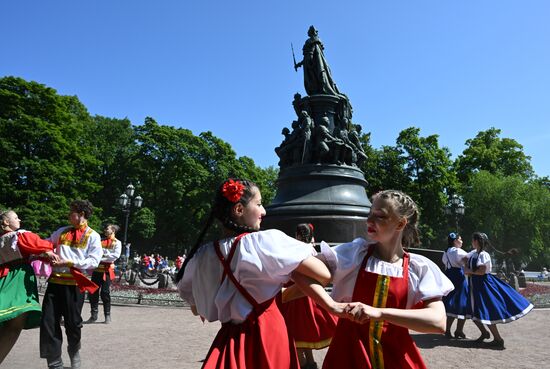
[{"left": 292, "top": 43, "right": 302, "bottom": 71}]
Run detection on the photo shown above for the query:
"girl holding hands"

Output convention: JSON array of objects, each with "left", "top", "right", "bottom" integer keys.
[
  {"left": 176, "top": 179, "right": 354, "bottom": 369},
  {"left": 464, "top": 232, "right": 533, "bottom": 349},
  {"left": 0, "top": 210, "right": 58, "bottom": 364},
  {"left": 442, "top": 232, "right": 470, "bottom": 338},
  {"left": 299, "top": 190, "right": 454, "bottom": 369}
]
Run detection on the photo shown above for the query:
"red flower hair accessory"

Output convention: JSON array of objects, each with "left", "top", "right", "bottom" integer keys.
[{"left": 221, "top": 179, "right": 245, "bottom": 203}]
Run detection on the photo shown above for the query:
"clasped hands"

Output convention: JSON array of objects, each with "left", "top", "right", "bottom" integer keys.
[
  {"left": 331, "top": 302, "right": 381, "bottom": 324},
  {"left": 43, "top": 251, "right": 71, "bottom": 267}
]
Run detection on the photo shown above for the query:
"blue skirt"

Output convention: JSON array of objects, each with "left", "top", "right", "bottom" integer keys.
[
  {"left": 443, "top": 267, "right": 471, "bottom": 319},
  {"left": 469, "top": 273, "right": 533, "bottom": 325}
]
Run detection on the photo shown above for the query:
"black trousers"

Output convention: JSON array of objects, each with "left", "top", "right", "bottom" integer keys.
[
  {"left": 89, "top": 270, "right": 112, "bottom": 315},
  {"left": 40, "top": 283, "right": 85, "bottom": 359}
]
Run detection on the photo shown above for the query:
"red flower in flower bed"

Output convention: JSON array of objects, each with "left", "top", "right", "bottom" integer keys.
[
  {"left": 520, "top": 283, "right": 550, "bottom": 297},
  {"left": 111, "top": 281, "right": 176, "bottom": 294}
]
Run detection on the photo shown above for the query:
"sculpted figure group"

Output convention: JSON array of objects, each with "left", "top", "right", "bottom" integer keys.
[
  {"left": 275, "top": 108, "right": 367, "bottom": 168},
  {"left": 278, "top": 27, "right": 368, "bottom": 169}
]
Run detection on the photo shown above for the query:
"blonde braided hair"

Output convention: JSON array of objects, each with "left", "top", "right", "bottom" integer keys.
[{"left": 372, "top": 190, "right": 421, "bottom": 248}]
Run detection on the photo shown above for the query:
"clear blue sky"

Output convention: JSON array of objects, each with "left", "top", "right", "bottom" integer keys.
[{"left": 2, "top": 1, "right": 549, "bottom": 177}]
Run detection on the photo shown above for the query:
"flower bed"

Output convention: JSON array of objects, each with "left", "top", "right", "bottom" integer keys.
[
  {"left": 110, "top": 281, "right": 186, "bottom": 307},
  {"left": 520, "top": 283, "right": 550, "bottom": 307}
]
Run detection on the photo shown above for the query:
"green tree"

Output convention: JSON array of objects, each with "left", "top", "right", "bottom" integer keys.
[
  {"left": 129, "top": 207, "right": 156, "bottom": 240},
  {"left": 361, "top": 144, "right": 409, "bottom": 195},
  {"left": 395, "top": 128, "right": 457, "bottom": 248},
  {"left": 236, "top": 157, "right": 278, "bottom": 205},
  {"left": 131, "top": 118, "right": 268, "bottom": 256},
  {"left": 86, "top": 116, "right": 138, "bottom": 221},
  {"left": 455, "top": 127, "right": 534, "bottom": 185},
  {"left": 0, "top": 76, "right": 101, "bottom": 235},
  {"left": 360, "top": 127, "right": 457, "bottom": 248},
  {"left": 463, "top": 171, "right": 550, "bottom": 269}
]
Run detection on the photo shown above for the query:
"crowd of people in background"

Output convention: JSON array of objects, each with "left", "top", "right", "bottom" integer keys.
[{"left": 130, "top": 253, "right": 187, "bottom": 275}]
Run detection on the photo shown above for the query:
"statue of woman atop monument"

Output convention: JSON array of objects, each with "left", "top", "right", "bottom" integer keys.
[{"left": 294, "top": 26, "right": 341, "bottom": 96}]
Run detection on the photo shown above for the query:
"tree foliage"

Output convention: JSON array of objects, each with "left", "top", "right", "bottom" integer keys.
[
  {"left": 0, "top": 77, "right": 101, "bottom": 235},
  {"left": 0, "top": 77, "right": 274, "bottom": 255},
  {"left": 361, "top": 127, "right": 456, "bottom": 248},
  {"left": 455, "top": 127, "right": 534, "bottom": 185},
  {"left": 462, "top": 171, "right": 550, "bottom": 269}
]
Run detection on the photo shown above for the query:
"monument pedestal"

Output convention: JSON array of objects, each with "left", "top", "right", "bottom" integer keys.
[{"left": 262, "top": 164, "right": 371, "bottom": 244}]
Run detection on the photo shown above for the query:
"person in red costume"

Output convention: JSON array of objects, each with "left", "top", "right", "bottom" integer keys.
[
  {"left": 0, "top": 209, "right": 59, "bottom": 365},
  {"left": 280, "top": 223, "right": 338, "bottom": 369},
  {"left": 315, "top": 190, "right": 454, "bottom": 369},
  {"left": 175, "top": 255, "right": 185, "bottom": 271},
  {"left": 39, "top": 200, "right": 102, "bottom": 369},
  {"left": 85, "top": 224, "right": 121, "bottom": 324},
  {"left": 176, "top": 178, "right": 357, "bottom": 369}
]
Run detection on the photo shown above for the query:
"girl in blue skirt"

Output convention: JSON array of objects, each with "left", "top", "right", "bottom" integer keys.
[
  {"left": 442, "top": 232, "right": 470, "bottom": 338},
  {"left": 465, "top": 232, "right": 533, "bottom": 349}
]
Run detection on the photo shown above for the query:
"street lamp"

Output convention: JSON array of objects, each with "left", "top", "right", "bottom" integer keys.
[
  {"left": 445, "top": 194, "right": 465, "bottom": 231},
  {"left": 118, "top": 184, "right": 143, "bottom": 267}
]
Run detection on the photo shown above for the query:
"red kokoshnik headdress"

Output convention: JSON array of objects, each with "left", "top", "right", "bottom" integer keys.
[{"left": 221, "top": 179, "right": 245, "bottom": 203}]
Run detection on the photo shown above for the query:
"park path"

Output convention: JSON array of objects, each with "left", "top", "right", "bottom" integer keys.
[{"left": 3, "top": 302, "right": 549, "bottom": 369}]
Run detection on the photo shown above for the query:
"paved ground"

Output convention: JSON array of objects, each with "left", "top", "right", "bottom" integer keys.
[{"left": 4, "top": 302, "right": 549, "bottom": 369}]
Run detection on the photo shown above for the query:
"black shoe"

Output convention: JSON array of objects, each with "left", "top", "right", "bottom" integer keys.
[
  {"left": 444, "top": 331, "right": 453, "bottom": 339},
  {"left": 486, "top": 339, "right": 505, "bottom": 350},
  {"left": 104, "top": 314, "right": 112, "bottom": 324},
  {"left": 454, "top": 331, "right": 466, "bottom": 339},
  {"left": 475, "top": 331, "right": 491, "bottom": 343},
  {"left": 84, "top": 316, "right": 97, "bottom": 324}
]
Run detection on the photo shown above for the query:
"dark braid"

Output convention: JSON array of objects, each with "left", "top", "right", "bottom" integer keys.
[
  {"left": 175, "top": 178, "right": 259, "bottom": 283},
  {"left": 470, "top": 232, "right": 489, "bottom": 272},
  {"left": 472, "top": 232, "right": 490, "bottom": 252},
  {"left": 223, "top": 218, "right": 257, "bottom": 234},
  {"left": 295, "top": 223, "right": 314, "bottom": 243},
  {"left": 175, "top": 211, "right": 215, "bottom": 283},
  {"left": 372, "top": 190, "right": 421, "bottom": 249}
]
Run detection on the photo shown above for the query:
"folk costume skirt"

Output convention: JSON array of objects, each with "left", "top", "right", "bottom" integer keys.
[
  {"left": 443, "top": 267, "right": 471, "bottom": 319},
  {"left": 0, "top": 263, "right": 41, "bottom": 329},
  {"left": 469, "top": 273, "right": 533, "bottom": 324},
  {"left": 280, "top": 295, "right": 338, "bottom": 349},
  {"left": 202, "top": 296, "right": 300, "bottom": 369}
]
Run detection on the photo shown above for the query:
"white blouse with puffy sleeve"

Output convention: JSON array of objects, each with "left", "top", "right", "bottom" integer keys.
[
  {"left": 468, "top": 250, "right": 493, "bottom": 274},
  {"left": 178, "top": 229, "right": 314, "bottom": 323},
  {"left": 320, "top": 238, "right": 454, "bottom": 309},
  {"left": 442, "top": 246, "right": 468, "bottom": 269}
]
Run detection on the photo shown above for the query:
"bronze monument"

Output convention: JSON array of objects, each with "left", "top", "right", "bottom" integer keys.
[{"left": 262, "top": 26, "right": 371, "bottom": 244}]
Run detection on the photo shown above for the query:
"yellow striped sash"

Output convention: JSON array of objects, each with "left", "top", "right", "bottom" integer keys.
[{"left": 369, "top": 274, "right": 390, "bottom": 369}]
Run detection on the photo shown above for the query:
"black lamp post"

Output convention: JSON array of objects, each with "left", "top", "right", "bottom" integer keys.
[
  {"left": 118, "top": 184, "right": 143, "bottom": 267},
  {"left": 445, "top": 194, "right": 465, "bottom": 231}
]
